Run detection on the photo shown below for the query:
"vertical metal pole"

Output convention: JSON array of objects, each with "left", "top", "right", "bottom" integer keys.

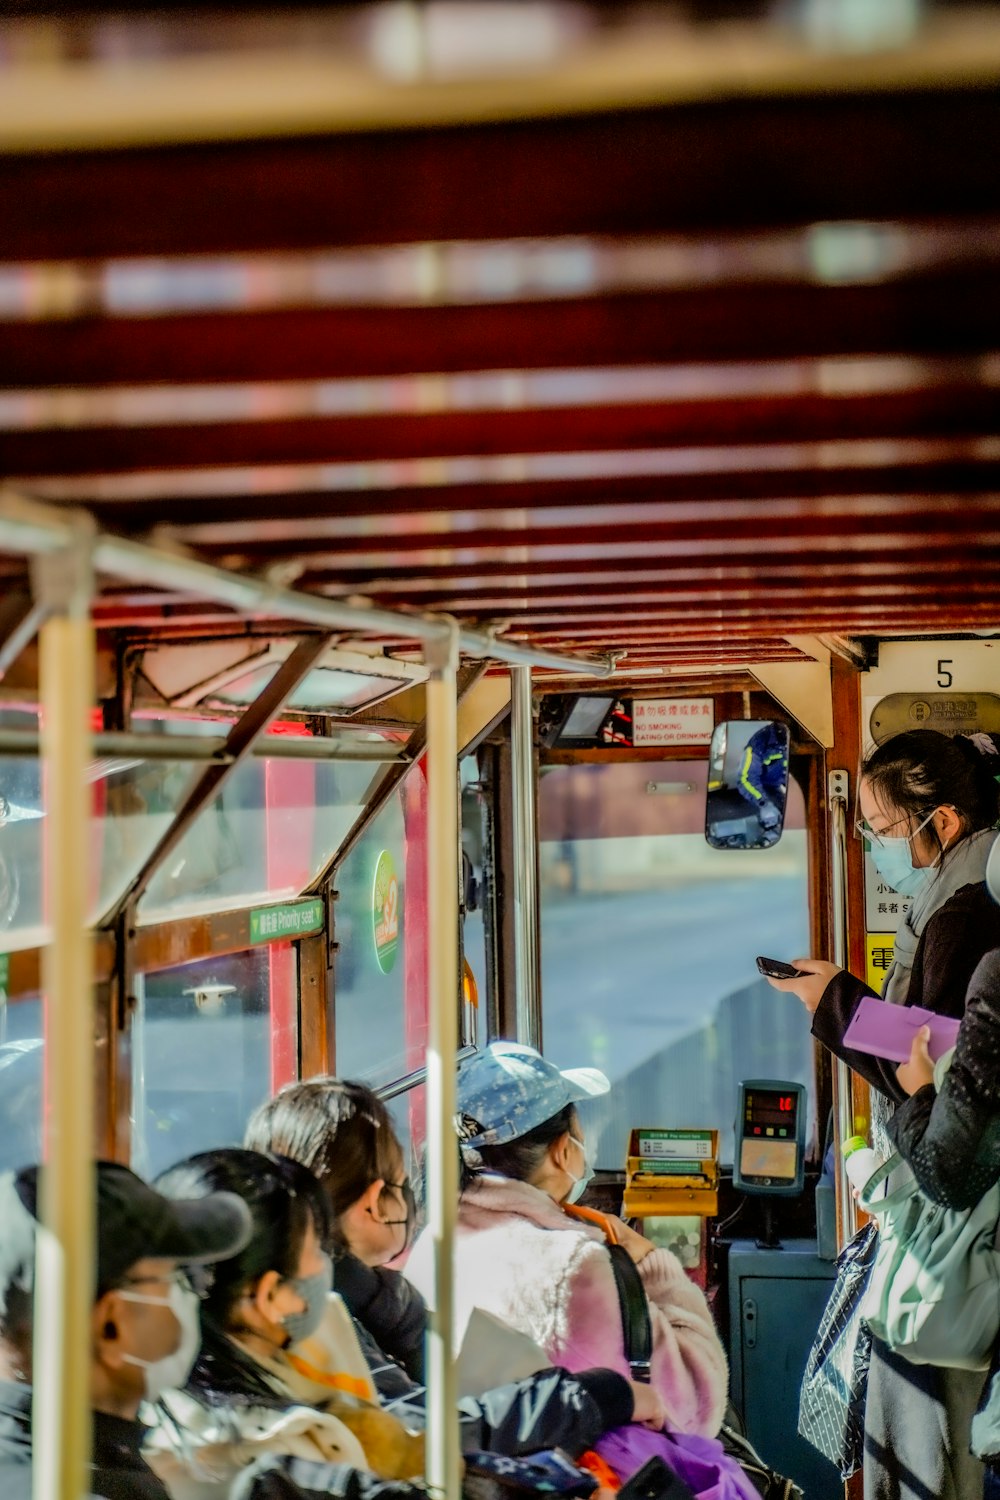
[
  {"left": 424, "top": 622, "right": 461, "bottom": 1500},
  {"left": 828, "top": 768, "right": 859, "bottom": 1245},
  {"left": 32, "top": 541, "right": 95, "bottom": 1500},
  {"left": 510, "top": 666, "right": 541, "bottom": 1049}
]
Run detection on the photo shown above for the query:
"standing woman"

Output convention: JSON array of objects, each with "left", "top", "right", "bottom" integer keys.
[{"left": 767, "top": 728, "right": 1000, "bottom": 1500}]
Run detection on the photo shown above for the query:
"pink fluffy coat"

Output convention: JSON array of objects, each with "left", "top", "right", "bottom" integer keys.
[{"left": 406, "top": 1174, "right": 728, "bottom": 1437}]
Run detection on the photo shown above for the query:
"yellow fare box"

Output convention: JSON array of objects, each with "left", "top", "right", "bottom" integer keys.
[{"left": 623, "top": 1127, "right": 719, "bottom": 1218}]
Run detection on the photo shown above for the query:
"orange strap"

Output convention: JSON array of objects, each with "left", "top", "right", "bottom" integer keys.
[
  {"left": 563, "top": 1201, "right": 619, "bottom": 1244},
  {"left": 578, "top": 1450, "right": 621, "bottom": 1492}
]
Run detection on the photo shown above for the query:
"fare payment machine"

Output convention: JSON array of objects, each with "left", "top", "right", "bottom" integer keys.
[
  {"left": 733, "top": 1079, "right": 807, "bottom": 1197},
  {"left": 727, "top": 1081, "right": 839, "bottom": 1499},
  {"left": 733, "top": 1079, "right": 807, "bottom": 1250}
]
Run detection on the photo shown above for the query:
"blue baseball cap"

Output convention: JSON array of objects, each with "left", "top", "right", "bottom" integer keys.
[{"left": 455, "top": 1041, "right": 609, "bottom": 1149}]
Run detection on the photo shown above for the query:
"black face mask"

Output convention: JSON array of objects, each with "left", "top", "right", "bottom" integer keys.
[{"left": 367, "top": 1178, "right": 417, "bottom": 1253}]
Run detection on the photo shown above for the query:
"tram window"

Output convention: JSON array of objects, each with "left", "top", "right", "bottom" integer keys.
[
  {"left": 0, "top": 995, "right": 42, "bottom": 1174},
  {"left": 0, "top": 749, "right": 234, "bottom": 944},
  {"left": 385, "top": 1081, "right": 426, "bottom": 1181},
  {"left": 140, "top": 752, "right": 389, "bottom": 924},
  {"left": 132, "top": 945, "right": 296, "bottom": 1179},
  {"left": 334, "top": 775, "right": 426, "bottom": 1088},
  {"left": 538, "top": 759, "right": 812, "bottom": 1166}
]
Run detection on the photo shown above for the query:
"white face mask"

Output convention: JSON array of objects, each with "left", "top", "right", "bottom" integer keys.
[
  {"left": 565, "top": 1135, "right": 594, "bottom": 1205},
  {"left": 118, "top": 1278, "right": 202, "bottom": 1402}
]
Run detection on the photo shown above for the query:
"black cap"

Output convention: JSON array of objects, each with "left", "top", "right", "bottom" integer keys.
[{"left": 0, "top": 1161, "right": 252, "bottom": 1304}]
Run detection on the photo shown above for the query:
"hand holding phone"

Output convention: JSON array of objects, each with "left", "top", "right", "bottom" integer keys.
[{"left": 756, "top": 956, "right": 804, "bottom": 980}]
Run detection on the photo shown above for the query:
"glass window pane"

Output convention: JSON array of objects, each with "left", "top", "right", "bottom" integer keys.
[
  {"left": 0, "top": 755, "right": 202, "bottom": 947},
  {"left": 132, "top": 946, "right": 297, "bottom": 1179},
  {"left": 385, "top": 1082, "right": 426, "bottom": 1179},
  {"left": 539, "top": 759, "right": 812, "bottom": 1167},
  {"left": 0, "top": 995, "right": 43, "bottom": 1173},
  {"left": 334, "top": 770, "right": 427, "bottom": 1088},
  {"left": 140, "top": 754, "right": 389, "bottom": 924}
]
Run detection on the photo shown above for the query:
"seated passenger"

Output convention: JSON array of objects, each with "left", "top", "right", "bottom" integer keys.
[
  {"left": 0, "top": 1161, "right": 250, "bottom": 1500},
  {"left": 245, "top": 1079, "right": 664, "bottom": 1448},
  {"left": 150, "top": 1147, "right": 659, "bottom": 1500},
  {"left": 148, "top": 1148, "right": 427, "bottom": 1500},
  {"left": 405, "top": 1042, "right": 729, "bottom": 1439},
  {"left": 245, "top": 1081, "right": 424, "bottom": 1389}
]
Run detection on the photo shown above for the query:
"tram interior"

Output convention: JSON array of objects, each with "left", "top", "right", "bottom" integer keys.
[{"left": 4, "top": 2, "right": 1000, "bottom": 1497}]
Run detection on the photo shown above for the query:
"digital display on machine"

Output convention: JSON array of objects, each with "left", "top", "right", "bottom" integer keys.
[
  {"left": 733, "top": 1082, "right": 806, "bottom": 1194},
  {"left": 743, "top": 1088, "right": 799, "bottom": 1133}
]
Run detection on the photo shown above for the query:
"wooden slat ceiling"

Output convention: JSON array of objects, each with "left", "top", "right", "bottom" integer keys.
[{"left": 3, "top": 74, "right": 1000, "bottom": 680}]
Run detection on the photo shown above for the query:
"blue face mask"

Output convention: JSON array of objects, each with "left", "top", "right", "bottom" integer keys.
[
  {"left": 867, "top": 809, "right": 942, "bottom": 898},
  {"left": 565, "top": 1136, "right": 594, "bottom": 1205},
  {"left": 281, "top": 1252, "right": 332, "bottom": 1346}
]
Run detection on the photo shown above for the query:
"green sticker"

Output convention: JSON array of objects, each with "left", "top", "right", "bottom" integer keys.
[
  {"left": 249, "top": 899, "right": 324, "bottom": 945},
  {"left": 0, "top": 954, "right": 7, "bottom": 998},
  {"left": 372, "top": 849, "right": 400, "bottom": 974}
]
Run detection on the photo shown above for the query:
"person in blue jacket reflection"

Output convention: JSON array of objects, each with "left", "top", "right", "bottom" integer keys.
[{"left": 735, "top": 722, "right": 788, "bottom": 838}]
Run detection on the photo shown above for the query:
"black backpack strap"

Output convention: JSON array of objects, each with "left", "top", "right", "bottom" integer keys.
[{"left": 606, "top": 1241, "right": 653, "bottom": 1383}]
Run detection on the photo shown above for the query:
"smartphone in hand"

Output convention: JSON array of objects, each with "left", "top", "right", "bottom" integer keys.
[
  {"left": 756, "top": 956, "right": 804, "bottom": 980},
  {"left": 618, "top": 1456, "right": 696, "bottom": 1500}
]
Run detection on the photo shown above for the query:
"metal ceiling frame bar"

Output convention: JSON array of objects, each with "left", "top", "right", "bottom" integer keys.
[
  {"left": 104, "top": 632, "right": 332, "bottom": 923},
  {"left": 0, "top": 589, "right": 48, "bottom": 681},
  {"left": 0, "top": 489, "right": 614, "bottom": 679},
  {"left": 0, "top": 726, "right": 404, "bottom": 763}
]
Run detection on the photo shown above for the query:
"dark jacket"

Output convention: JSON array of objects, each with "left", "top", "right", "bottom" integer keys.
[
  {"left": 812, "top": 882, "right": 1000, "bottom": 1104},
  {"left": 181, "top": 1322, "right": 632, "bottom": 1459},
  {"left": 329, "top": 1256, "right": 633, "bottom": 1451},
  {"left": 332, "top": 1255, "right": 425, "bottom": 1386},
  {"left": 889, "top": 947, "right": 1000, "bottom": 1209},
  {"left": 231, "top": 1455, "right": 422, "bottom": 1500},
  {"left": 0, "top": 1380, "right": 169, "bottom": 1500}
]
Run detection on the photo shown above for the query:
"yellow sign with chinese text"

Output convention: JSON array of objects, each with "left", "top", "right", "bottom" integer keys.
[{"left": 866, "top": 932, "right": 896, "bottom": 993}]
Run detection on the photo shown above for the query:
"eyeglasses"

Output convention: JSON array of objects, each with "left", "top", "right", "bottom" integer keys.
[
  {"left": 854, "top": 814, "right": 909, "bottom": 848},
  {"left": 372, "top": 1178, "right": 415, "bottom": 1229},
  {"left": 855, "top": 807, "right": 941, "bottom": 849},
  {"left": 119, "top": 1268, "right": 195, "bottom": 1295}
]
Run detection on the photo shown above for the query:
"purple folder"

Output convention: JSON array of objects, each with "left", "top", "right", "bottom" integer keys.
[{"left": 842, "top": 995, "right": 960, "bottom": 1064}]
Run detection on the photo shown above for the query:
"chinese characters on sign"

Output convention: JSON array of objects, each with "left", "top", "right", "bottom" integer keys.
[
  {"left": 863, "top": 850, "right": 912, "bottom": 933},
  {"left": 632, "top": 699, "right": 714, "bottom": 747},
  {"left": 866, "top": 932, "right": 896, "bottom": 992},
  {"left": 249, "top": 899, "right": 324, "bottom": 944}
]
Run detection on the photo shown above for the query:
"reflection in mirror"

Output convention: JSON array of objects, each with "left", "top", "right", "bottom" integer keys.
[{"left": 705, "top": 720, "right": 790, "bottom": 850}]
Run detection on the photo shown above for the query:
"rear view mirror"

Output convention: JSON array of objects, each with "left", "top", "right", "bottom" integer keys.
[{"left": 705, "top": 720, "right": 790, "bottom": 850}]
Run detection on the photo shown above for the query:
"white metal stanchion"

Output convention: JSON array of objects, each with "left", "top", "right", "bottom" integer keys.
[
  {"left": 31, "top": 542, "right": 96, "bottom": 1500},
  {"left": 828, "top": 769, "right": 859, "bottom": 1246},
  {"left": 424, "top": 621, "right": 461, "bottom": 1500},
  {"left": 510, "top": 666, "right": 542, "bottom": 1050}
]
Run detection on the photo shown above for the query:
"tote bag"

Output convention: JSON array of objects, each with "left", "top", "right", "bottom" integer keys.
[
  {"left": 859, "top": 1153, "right": 1000, "bottom": 1371},
  {"left": 797, "top": 1220, "right": 878, "bottom": 1478}
]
